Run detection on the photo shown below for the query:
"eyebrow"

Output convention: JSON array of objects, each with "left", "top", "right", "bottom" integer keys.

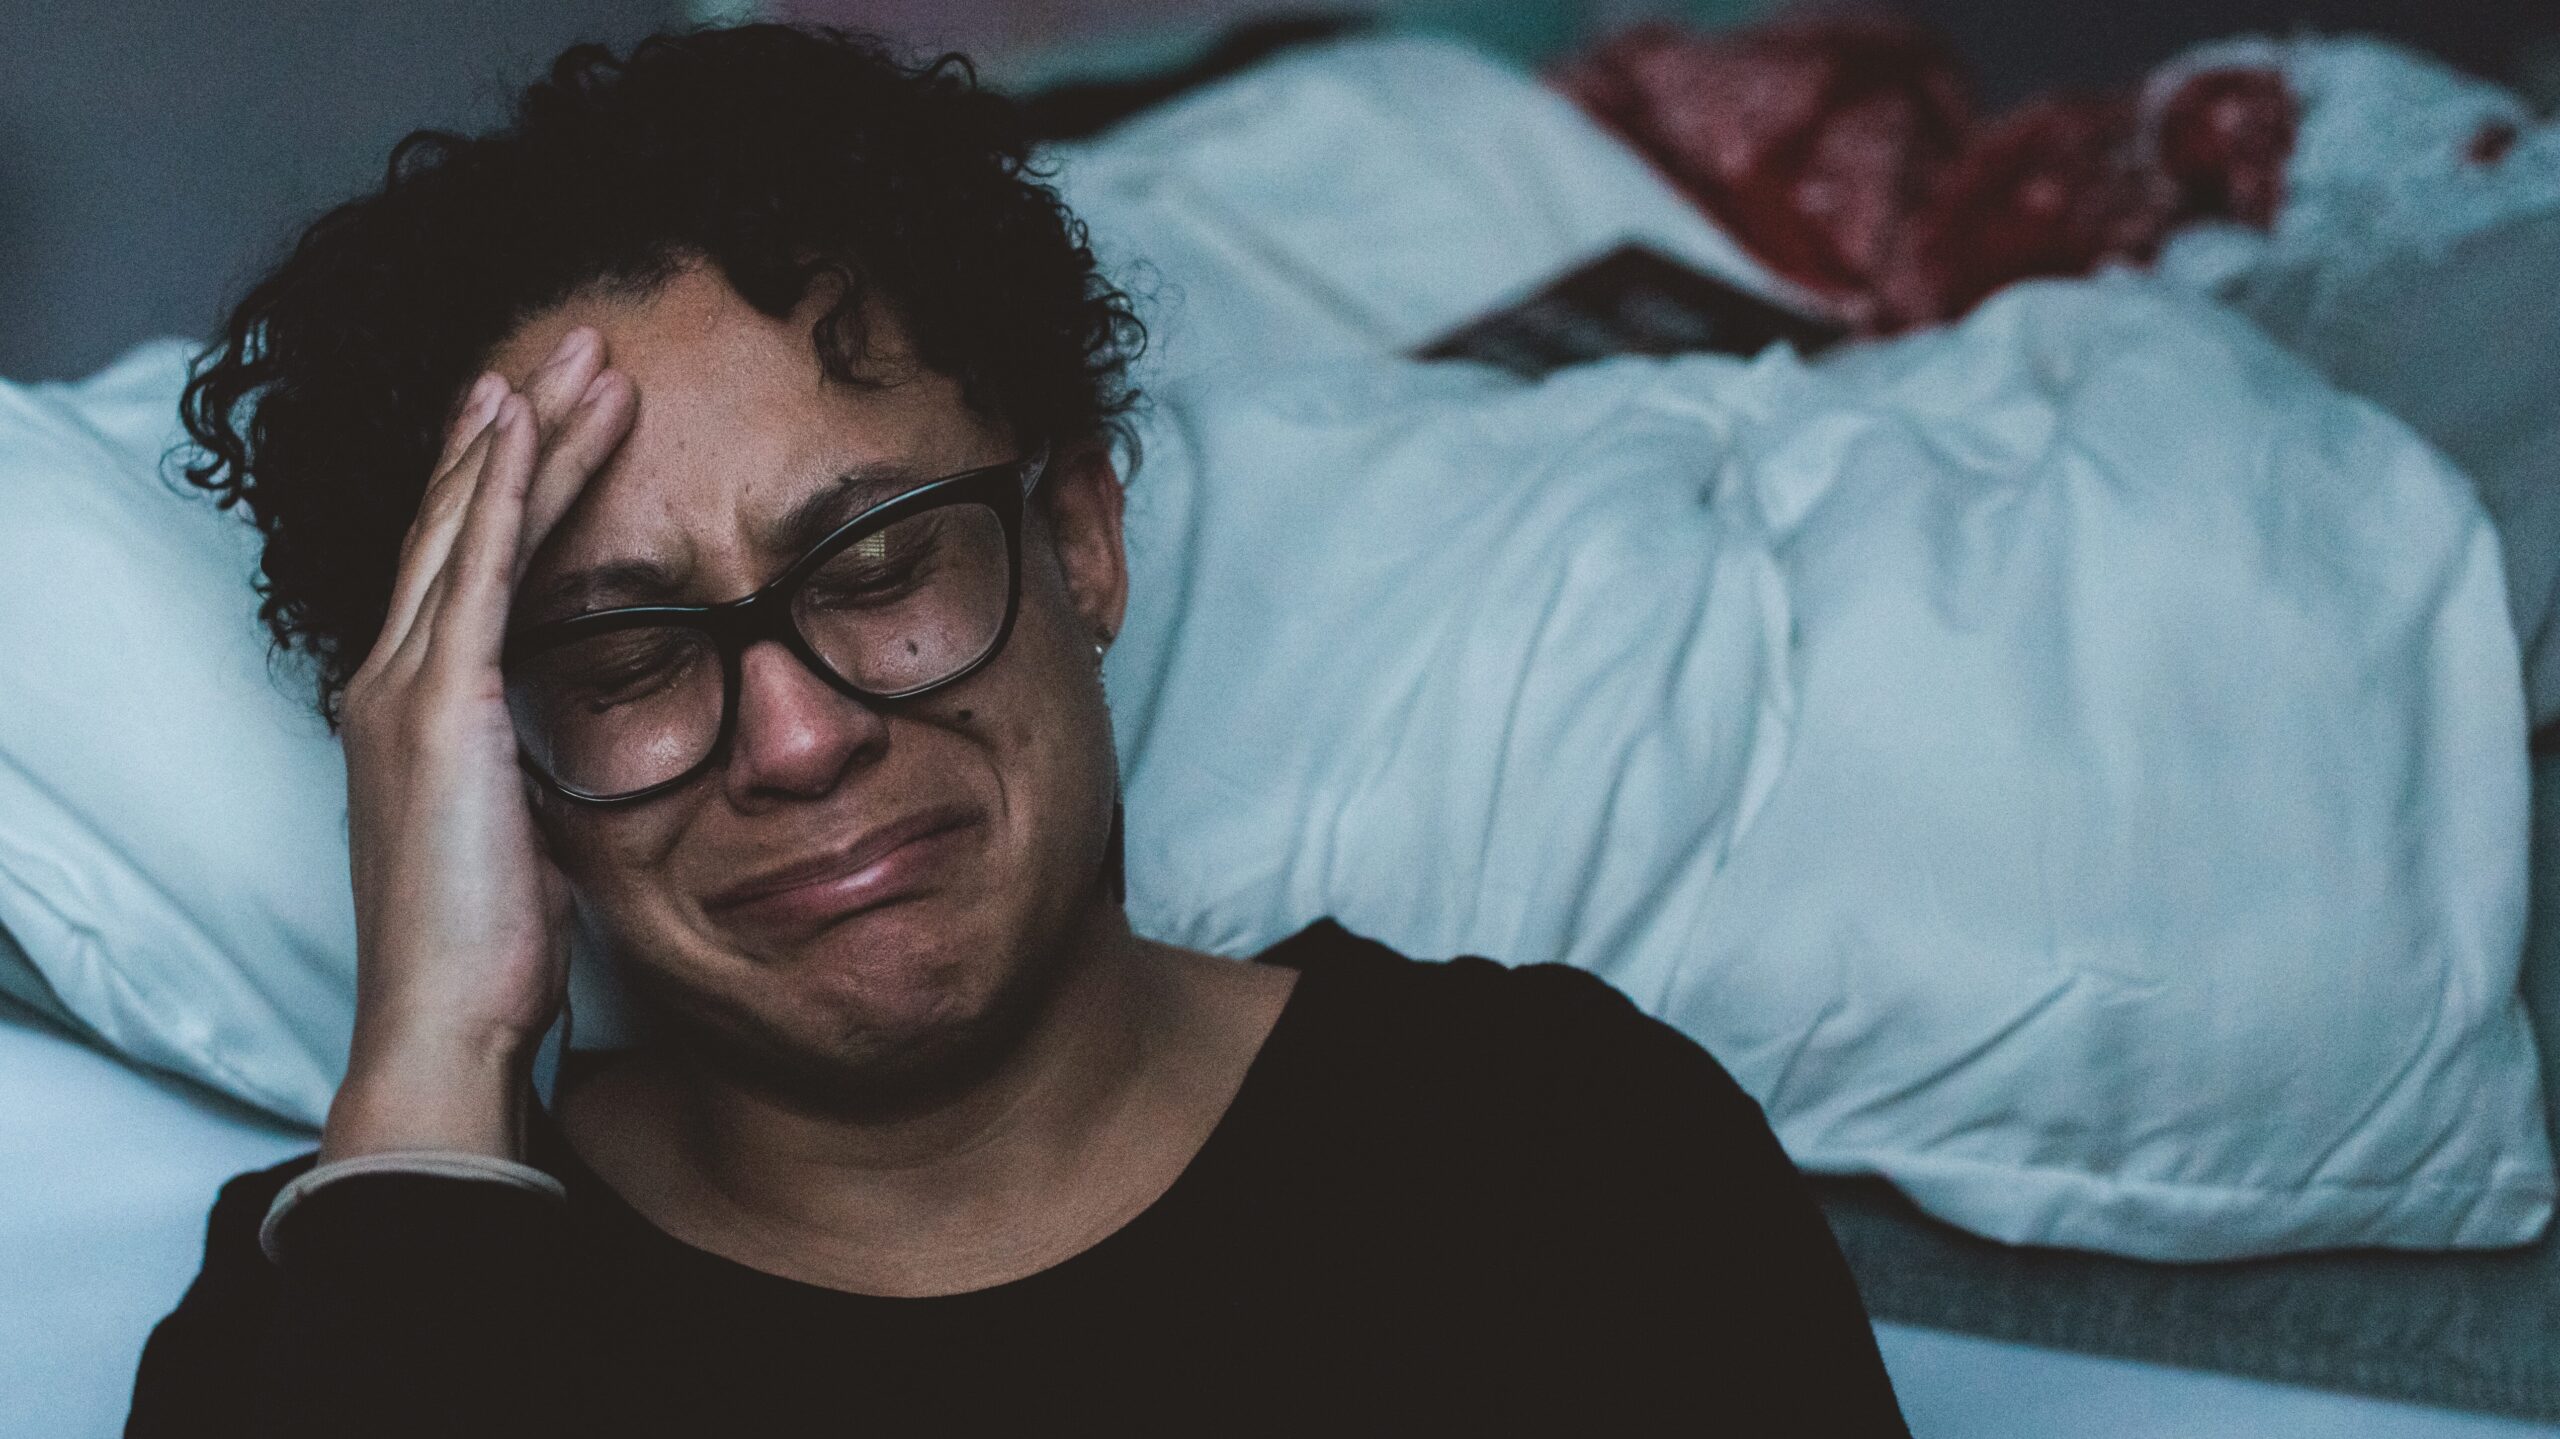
[
  {"left": 524, "top": 461, "right": 936, "bottom": 622},
  {"left": 759, "top": 460, "right": 933, "bottom": 559}
]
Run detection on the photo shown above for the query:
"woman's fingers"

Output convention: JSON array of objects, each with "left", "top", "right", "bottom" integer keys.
[
  {"left": 515, "top": 368, "right": 637, "bottom": 587},
  {"left": 521, "top": 327, "right": 602, "bottom": 428},
  {"left": 373, "top": 405, "right": 508, "bottom": 665},
  {"left": 416, "top": 393, "right": 541, "bottom": 676},
  {"left": 428, "top": 364, "right": 638, "bottom": 674},
  {"left": 470, "top": 324, "right": 612, "bottom": 599},
  {"left": 369, "top": 328, "right": 608, "bottom": 674},
  {"left": 441, "top": 374, "right": 509, "bottom": 467}
]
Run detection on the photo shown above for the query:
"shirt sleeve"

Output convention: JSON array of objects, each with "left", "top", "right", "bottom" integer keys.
[
  {"left": 127, "top": 1156, "right": 578, "bottom": 1439},
  {"left": 1498, "top": 961, "right": 1914, "bottom": 1437}
]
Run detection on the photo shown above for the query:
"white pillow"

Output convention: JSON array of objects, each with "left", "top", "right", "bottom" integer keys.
[
  {"left": 0, "top": 342, "right": 352, "bottom": 1125},
  {"left": 1047, "top": 34, "right": 1811, "bottom": 385},
  {"left": 1109, "top": 276, "right": 2549, "bottom": 1261}
]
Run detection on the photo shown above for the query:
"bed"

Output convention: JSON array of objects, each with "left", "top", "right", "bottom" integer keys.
[{"left": 7, "top": 16, "right": 2560, "bottom": 1438}]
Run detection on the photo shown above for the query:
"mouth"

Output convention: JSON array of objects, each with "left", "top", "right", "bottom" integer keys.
[{"left": 704, "top": 803, "right": 983, "bottom": 937}]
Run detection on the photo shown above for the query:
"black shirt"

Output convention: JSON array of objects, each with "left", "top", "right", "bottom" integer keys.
[{"left": 127, "top": 919, "right": 1907, "bottom": 1435}]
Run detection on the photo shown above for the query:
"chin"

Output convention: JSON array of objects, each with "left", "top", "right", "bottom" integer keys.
[
  {"left": 735, "top": 902, "right": 1062, "bottom": 1111},
  {"left": 795, "top": 899, "right": 983, "bottom": 1014}
]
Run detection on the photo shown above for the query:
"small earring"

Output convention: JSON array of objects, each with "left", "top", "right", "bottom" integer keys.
[
  {"left": 1104, "top": 796, "right": 1127, "bottom": 904},
  {"left": 1093, "top": 640, "right": 1108, "bottom": 665}
]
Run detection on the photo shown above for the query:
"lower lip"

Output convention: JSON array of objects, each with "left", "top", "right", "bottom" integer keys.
[{"left": 713, "top": 822, "right": 976, "bottom": 935}]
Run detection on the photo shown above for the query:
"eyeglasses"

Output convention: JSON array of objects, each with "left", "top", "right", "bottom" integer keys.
[{"left": 501, "top": 450, "right": 1050, "bottom": 804}]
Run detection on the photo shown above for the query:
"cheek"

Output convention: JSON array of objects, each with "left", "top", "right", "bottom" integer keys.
[
  {"left": 916, "top": 645, "right": 1095, "bottom": 884},
  {"left": 978, "top": 625, "right": 1116, "bottom": 839},
  {"left": 542, "top": 795, "right": 697, "bottom": 925},
  {"left": 973, "top": 641, "right": 1082, "bottom": 773}
]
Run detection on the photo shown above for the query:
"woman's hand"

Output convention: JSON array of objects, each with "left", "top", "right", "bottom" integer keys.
[{"left": 321, "top": 328, "right": 636, "bottom": 1164}]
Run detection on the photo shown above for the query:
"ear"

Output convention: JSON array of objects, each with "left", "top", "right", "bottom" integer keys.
[{"left": 1036, "top": 441, "right": 1128, "bottom": 647}]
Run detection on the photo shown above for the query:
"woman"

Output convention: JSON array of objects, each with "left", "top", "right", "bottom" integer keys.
[{"left": 127, "top": 24, "right": 1905, "bottom": 1435}]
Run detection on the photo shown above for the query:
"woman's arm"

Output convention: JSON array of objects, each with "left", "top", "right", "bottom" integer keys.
[
  {"left": 129, "top": 328, "right": 636, "bottom": 1436},
  {"left": 126, "top": 1162, "right": 575, "bottom": 1438}
]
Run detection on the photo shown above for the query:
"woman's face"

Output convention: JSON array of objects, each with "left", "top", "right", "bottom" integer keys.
[{"left": 486, "top": 265, "right": 1128, "bottom": 1101}]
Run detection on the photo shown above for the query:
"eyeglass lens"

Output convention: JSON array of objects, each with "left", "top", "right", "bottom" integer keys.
[{"left": 505, "top": 501, "right": 1012, "bottom": 798}]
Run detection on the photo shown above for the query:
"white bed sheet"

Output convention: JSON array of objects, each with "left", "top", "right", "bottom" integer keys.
[
  {"left": 0, "top": 1008, "right": 306, "bottom": 1439},
  {"left": 1875, "top": 1326, "right": 2560, "bottom": 1438},
  {"left": 5, "top": 1009, "right": 2555, "bottom": 1439}
]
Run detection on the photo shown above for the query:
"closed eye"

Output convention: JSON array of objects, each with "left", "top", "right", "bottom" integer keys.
[{"left": 801, "top": 520, "right": 945, "bottom": 609}]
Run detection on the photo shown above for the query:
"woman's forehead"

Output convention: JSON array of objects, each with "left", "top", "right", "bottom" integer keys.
[{"left": 494, "top": 270, "right": 1004, "bottom": 613}]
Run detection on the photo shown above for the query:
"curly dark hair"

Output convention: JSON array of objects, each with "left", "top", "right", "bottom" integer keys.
[{"left": 182, "top": 23, "right": 1146, "bottom": 727}]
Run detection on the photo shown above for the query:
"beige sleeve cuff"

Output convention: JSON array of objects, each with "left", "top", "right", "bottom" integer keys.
[{"left": 258, "top": 1150, "right": 568, "bottom": 1265}]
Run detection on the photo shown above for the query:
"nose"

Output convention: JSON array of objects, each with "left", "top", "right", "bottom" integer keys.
[{"left": 720, "top": 638, "right": 886, "bottom": 808}]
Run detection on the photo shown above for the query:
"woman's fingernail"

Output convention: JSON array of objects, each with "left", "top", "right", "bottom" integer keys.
[
  {"left": 549, "top": 328, "right": 595, "bottom": 369},
  {"left": 579, "top": 369, "right": 615, "bottom": 407},
  {"left": 463, "top": 373, "right": 504, "bottom": 426}
]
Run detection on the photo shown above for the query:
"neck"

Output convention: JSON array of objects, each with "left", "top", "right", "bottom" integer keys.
[{"left": 603, "top": 898, "right": 1226, "bottom": 1294}]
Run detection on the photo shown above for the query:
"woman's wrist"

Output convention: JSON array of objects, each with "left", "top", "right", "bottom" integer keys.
[{"left": 321, "top": 1023, "right": 538, "bottom": 1165}]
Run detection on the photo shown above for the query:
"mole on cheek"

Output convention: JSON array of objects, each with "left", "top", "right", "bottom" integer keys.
[{"left": 956, "top": 709, "right": 973, "bottom": 723}]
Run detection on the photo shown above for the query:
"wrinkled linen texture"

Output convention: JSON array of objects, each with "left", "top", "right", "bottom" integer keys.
[{"left": 1105, "top": 276, "right": 2550, "bottom": 1261}]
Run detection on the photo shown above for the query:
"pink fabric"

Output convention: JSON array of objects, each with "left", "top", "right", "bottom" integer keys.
[{"left": 1551, "top": 17, "right": 2297, "bottom": 333}]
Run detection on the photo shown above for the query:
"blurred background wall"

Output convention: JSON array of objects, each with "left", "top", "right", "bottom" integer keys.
[
  {"left": 2, "top": 0, "right": 2552, "bottom": 383},
  {"left": 772, "top": 0, "right": 2557, "bottom": 104},
  {"left": 0, "top": 0, "right": 681, "bottom": 381}
]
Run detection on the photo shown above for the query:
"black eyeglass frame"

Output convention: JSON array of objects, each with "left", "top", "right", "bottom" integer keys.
[{"left": 501, "top": 449, "right": 1052, "bottom": 805}]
